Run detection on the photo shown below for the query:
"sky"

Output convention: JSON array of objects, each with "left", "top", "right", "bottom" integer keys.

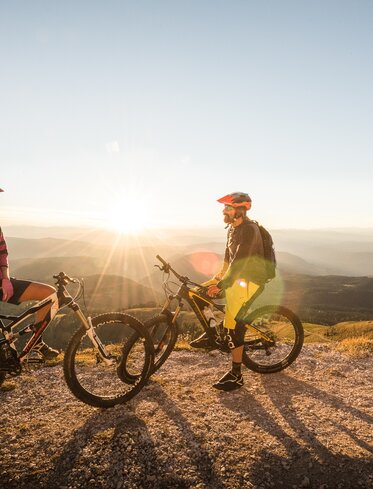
[{"left": 0, "top": 0, "right": 372, "bottom": 232}]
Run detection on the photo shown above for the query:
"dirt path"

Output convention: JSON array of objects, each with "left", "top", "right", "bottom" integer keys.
[{"left": 1, "top": 345, "right": 372, "bottom": 489}]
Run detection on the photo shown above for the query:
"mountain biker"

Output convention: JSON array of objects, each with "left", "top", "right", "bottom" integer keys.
[
  {"left": 190, "top": 192, "right": 266, "bottom": 391},
  {"left": 0, "top": 188, "right": 59, "bottom": 359}
]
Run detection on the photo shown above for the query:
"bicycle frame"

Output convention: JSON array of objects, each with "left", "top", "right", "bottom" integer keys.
[
  {"left": 0, "top": 273, "right": 115, "bottom": 372},
  {"left": 159, "top": 282, "right": 224, "bottom": 343},
  {"left": 0, "top": 296, "right": 55, "bottom": 360},
  {"left": 159, "top": 279, "right": 272, "bottom": 345}
]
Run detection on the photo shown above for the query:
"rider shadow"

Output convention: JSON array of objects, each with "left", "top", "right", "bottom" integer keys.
[
  {"left": 261, "top": 373, "right": 373, "bottom": 452},
  {"left": 143, "top": 380, "right": 226, "bottom": 489},
  {"left": 37, "top": 405, "right": 187, "bottom": 489},
  {"left": 37, "top": 384, "right": 224, "bottom": 489},
  {"left": 217, "top": 372, "right": 372, "bottom": 488}
]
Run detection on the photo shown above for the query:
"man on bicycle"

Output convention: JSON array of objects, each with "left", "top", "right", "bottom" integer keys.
[
  {"left": 0, "top": 188, "right": 59, "bottom": 359},
  {"left": 191, "top": 192, "right": 267, "bottom": 391}
]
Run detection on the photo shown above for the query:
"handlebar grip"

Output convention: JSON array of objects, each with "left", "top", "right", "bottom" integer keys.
[
  {"left": 53, "top": 272, "right": 78, "bottom": 284},
  {"left": 156, "top": 255, "right": 168, "bottom": 267}
]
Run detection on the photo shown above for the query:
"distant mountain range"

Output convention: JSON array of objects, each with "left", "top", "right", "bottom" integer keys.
[
  {"left": 5, "top": 226, "right": 373, "bottom": 278},
  {"left": 4, "top": 253, "right": 372, "bottom": 325},
  {"left": 1, "top": 226, "right": 373, "bottom": 324}
]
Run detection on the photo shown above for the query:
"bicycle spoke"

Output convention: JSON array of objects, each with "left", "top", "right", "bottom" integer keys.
[
  {"left": 64, "top": 313, "right": 152, "bottom": 407},
  {"left": 242, "top": 306, "right": 303, "bottom": 373}
]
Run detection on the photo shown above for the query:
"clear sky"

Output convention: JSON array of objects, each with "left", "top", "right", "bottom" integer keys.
[{"left": 1, "top": 0, "right": 372, "bottom": 232}]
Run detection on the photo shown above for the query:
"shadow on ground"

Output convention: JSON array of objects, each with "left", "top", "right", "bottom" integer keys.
[{"left": 218, "top": 372, "right": 372, "bottom": 488}]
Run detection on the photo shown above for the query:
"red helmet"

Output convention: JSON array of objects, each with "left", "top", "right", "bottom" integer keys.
[{"left": 217, "top": 192, "right": 252, "bottom": 210}]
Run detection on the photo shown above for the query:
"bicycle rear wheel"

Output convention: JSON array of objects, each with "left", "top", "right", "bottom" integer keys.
[
  {"left": 118, "top": 314, "right": 177, "bottom": 383},
  {"left": 63, "top": 313, "right": 154, "bottom": 408},
  {"left": 242, "top": 305, "right": 304, "bottom": 373}
]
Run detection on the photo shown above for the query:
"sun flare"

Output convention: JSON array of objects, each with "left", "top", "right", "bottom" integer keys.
[{"left": 102, "top": 195, "right": 150, "bottom": 235}]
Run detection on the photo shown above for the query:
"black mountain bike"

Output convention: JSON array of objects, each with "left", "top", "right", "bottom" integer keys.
[
  {"left": 119, "top": 255, "right": 304, "bottom": 383},
  {"left": 0, "top": 272, "right": 153, "bottom": 408}
]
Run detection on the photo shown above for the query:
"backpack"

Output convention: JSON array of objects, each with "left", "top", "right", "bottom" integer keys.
[{"left": 252, "top": 221, "right": 277, "bottom": 282}]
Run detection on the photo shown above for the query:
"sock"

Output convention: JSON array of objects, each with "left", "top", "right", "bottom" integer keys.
[{"left": 232, "top": 361, "right": 241, "bottom": 375}]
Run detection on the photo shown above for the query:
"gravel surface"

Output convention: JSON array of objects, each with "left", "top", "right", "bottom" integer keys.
[{"left": 1, "top": 345, "right": 372, "bottom": 489}]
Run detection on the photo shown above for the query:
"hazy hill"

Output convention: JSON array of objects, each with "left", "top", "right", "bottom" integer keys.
[
  {"left": 5, "top": 226, "right": 373, "bottom": 278},
  {"left": 11, "top": 256, "right": 103, "bottom": 283},
  {"left": 82, "top": 274, "right": 161, "bottom": 311},
  {"left": 255, "top": 273, "right": 373, "bottom": 324},
  {"left": 276, "top": 252, "right": 333, "bottom": 275},
  {"left": 272, "top": 229, "right": 373, "bottom": 276},
  {"left": 6, "top": 237, "right": 103, "bottom": 260},
  {"left": 142, "top": 252, "right": 222, "bottom": 290}
]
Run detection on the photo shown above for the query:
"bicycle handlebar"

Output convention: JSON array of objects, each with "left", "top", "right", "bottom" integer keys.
[
  {"left": 53, "top": 271, "right": 79, "bottom": 285},
  {"left": 156, "top": 255, "right": 186, "bottom": 282},
  {"left": 156, "top": 255, "right": 168, "bottom": 268},
  {"left": 155, "top": 255, "right": 207, "bottom": 290}
]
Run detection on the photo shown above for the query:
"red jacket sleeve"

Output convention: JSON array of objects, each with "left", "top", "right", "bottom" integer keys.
[{"left": 0, "top": 227, "right": 9, "bottom": 268}]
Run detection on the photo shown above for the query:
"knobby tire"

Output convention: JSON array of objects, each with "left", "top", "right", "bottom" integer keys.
[
  {"left": 64, "top": 313, "right": 154, "bottom": 408},
  {"left": 242, "top": 305, "right": 304, "bottom": 373}
]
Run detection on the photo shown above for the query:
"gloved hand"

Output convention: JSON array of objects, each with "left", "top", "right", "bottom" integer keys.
[
  {"left": 1, "top": 278, "right": 14, "bottom": 302},
  {"left": 207, "top": 284, "right": 221, "bottom": 297}
]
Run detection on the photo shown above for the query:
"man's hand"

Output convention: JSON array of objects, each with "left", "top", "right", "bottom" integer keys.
[
  {"left": 1, "top": 278, "right": 14, "bottom": 302},
  {"left": 207, "top": 284, "right": 221, "bottom": 297}
]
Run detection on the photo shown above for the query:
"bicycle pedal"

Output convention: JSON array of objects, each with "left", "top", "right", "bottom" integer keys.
[{"left": 26, "top": 357, "right": 44, "bottom": 364}]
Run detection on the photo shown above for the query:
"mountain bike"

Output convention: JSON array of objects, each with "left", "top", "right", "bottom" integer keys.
[
  {"left": 0, "top": 272, "right": 154, "bottom": 408},
  {"left": 119, "top": 255, "right": 304, "bottom": 383}
]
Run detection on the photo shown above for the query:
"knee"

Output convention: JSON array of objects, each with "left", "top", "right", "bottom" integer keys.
[
  {"left": 224, "top": 324, "right": 245, "bottom": 349},
  {"left": 38, "top": 284, "right": 57, "bottom": 299}
]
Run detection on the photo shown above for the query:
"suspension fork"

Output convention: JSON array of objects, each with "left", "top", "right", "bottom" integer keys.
[
  {"left": 154, "top": 298, "right": 183, "bottom": 348},
  {"left": 160, "top": 294, "right": 184, "bottom": 324},
  {"left": 72, "top": 306, "right": 115, "bottom": 366}
]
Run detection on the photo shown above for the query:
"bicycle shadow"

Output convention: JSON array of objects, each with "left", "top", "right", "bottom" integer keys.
[
  {"left": 217, "top": 372, "right": 372, "bottom": 488},
  {"left": 5, "top": 384, "right": 224, "bottom": 489},
  {"left": 3, "top": 405, "right": 186, "bottom": 489}
]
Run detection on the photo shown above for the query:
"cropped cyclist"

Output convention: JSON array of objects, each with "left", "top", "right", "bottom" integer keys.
[
  {"left": 0, "top": 188, "right": 59, "bottom": 359},
  {"left": 190, "top": 192, "right": 267, "bottom": 391}
]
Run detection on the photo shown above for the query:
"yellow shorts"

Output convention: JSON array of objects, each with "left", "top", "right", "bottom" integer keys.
[{"left": 200, "top": 278, "right": 260, "bottom": 330}]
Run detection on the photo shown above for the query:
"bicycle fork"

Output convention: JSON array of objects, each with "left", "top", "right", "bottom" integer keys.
[{"left": 74, "top": 309, "right": 116, "bottom": 366}]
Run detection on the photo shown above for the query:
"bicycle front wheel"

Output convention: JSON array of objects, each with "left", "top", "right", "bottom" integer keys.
[
  {"left": 242, "top": 305, "right": 304, "bottom": 373},
  {"left": 63, "top": 313, "right": 154, "bottom": 408},
  {"left": 118, "top": 313, "right": 177, "bottom": 383}
]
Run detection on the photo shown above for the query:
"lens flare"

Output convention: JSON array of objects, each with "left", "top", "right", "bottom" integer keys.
[{"left": 190, "top": 252, "right": 220, "bottom": 277}]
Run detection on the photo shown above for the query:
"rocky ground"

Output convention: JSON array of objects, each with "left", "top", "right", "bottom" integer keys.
[{"left": 0, "top": 345, "right": 372, "bottom": 489}]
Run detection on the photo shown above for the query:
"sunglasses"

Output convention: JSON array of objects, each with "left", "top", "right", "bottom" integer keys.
[{"left": 224, "top": 205, "right": 235, "bottom": 211}]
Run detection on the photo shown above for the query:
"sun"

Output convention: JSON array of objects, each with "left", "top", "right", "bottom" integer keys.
[{"left": 103, "top": 196, "right": 150, "bottom": 235}]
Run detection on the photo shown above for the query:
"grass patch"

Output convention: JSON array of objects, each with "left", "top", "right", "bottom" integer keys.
[
  {"left": 327, "top": 321, "right": 373, "bottom": 340},
  {"left": 335, "top": 337, "right": 373, "bottom": 358},
  {"left": 302, "top": 323, "right": 330, "bottom": 343},
  {"left": 44, "top": 355, "right": 63, "bottom": 367},
  {"left": 175, "top": 334, "right": 194, "bottom": 351},
  {"left": 0, "top": 379, "right": 17, "bottom": 391},
  {"left": 302, "top": 321, "right": 373, "bottom": 344}
]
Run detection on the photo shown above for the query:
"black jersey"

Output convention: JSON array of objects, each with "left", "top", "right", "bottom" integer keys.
[{"left": 218, "top": 219, "right": 266, "bottom": 288}]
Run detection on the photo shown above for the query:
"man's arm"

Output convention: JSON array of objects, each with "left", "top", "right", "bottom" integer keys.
[
  {"left": 0, "top": 227, "right": 9, "bottom": 273},
  {"left": 213, "top": 246, "right": 229, "bottom": 281},
  {"left": 0, "top": 227, "right": 13, "bottom": 301}
]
